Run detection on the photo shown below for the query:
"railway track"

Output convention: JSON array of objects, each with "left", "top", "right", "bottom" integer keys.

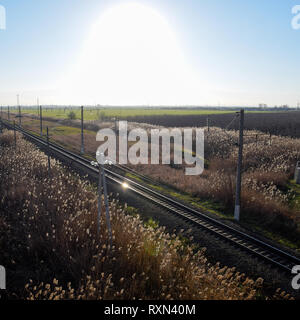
[{"left": 2, "top": 120, "right": 300, "bottom": 274}]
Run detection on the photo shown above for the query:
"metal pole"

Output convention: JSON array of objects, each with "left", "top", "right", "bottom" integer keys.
[
  {"left": 97, "top": 166, "right": 102, "bottom": 236},
  {"left": 81, "top": 106, "right": 84, "bottom": 154},
  {"left": 40, "top": 105, "right": 43, "bottom": 136},
  {"left": 207, "top": 115, "right": 210, "bottom": 132},
  {"left": 101, "top": 166, "right": 112, "bottom": 247},
  {"left": 13, "top": 121, "right": 16, "bottom": 147},
  {"left": 7, "top": 106, "right": 10, "bottom": 122},
  {"left": 115, "top": 118, "right": 119, "bottom": 162},
  {"left": 0, "top": 109, "right": 3, "bottom": 135},
  {"left": 17, "top": 95, "right": 21, "bottom": 126},
  {"left": 47, "top": 127, "right": 51, "bottom": 175},
  {"left": 47, "top": 126, "right": 50, "bottom": 145},
  {"left": 234, "top": 109, "right": 244, "bottom": 221}
]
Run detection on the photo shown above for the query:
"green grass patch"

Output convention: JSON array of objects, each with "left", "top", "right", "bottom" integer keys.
[
  {"left": 125, "top": 172, "right": 144, "bottom": 184},
  {"left": 146, "top": 182, "right": 231, "bottom": 220},
  {"left": 251, "top": 226, "right": 300, "bottom": 252},
  {"left": 144, "top": 217, "right": 159, "bottom": 229},
  {"left": 125, "top": 206, "right": 139, "bottom": 217},
  {"left": 19, "top": 107, "right": 242, "bottom": 121},
  {"left": 50, "top": 126, "right": 94, "bottom": 136}
]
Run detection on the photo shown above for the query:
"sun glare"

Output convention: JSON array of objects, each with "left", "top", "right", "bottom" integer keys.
[{"left": 61, "top": 2, "right": 207, "bottom": 105}]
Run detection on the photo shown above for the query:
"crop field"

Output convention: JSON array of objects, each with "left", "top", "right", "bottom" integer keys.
[
  {"left": 130, "top": 111, "right": 300, "bottom": 138},
  {"left": 7, "top": 107, "right": 254, "bottom": 121},
  {"left": 5, "top": 108, "right": 298, "bottom": 138}
]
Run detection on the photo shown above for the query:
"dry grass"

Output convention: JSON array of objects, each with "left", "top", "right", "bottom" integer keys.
[
  {"left": 130, "top": 127, "right": 300, "bottom": 244},
  {"left": 0, "top": 130, "right": 292, "bottom": 300},
  {"left": 3, "top": 117, "right": 299, "bottom": 245}
]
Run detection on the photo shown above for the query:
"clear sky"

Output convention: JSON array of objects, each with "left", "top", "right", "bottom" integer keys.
[{"left": 0, "top": 0, "right": 299, "bottom": 107}]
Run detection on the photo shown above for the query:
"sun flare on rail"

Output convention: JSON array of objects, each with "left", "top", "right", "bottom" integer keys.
[{"left": 60, "top": 2, "right": 210, "bottom": 105}]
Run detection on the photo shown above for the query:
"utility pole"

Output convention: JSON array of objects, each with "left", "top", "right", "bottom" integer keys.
[
  {"left": 13, "top": 121, "right": 16, "bottom": 147},
  {"left": 92, "top": 159, "right": 112, "bottom": 247},
  {"left": 81, "top": 106, "right": 84, "bottom": 154},
  {"left": 207, "top": 115, "right": 210, "bottom": 132},
  {"left": 97, "top": 164, "right": 102, "bottom": 236},
  {"left": 115, "top": 117, "right": 118, "bottom": 133},
  {"left": 101, "top": 165, "right": 112, "bottom": 248},
  {"left": 234, "top": 109, "right": 244, "bottom": 221},
  {"left": 17, "top": 95, "right": 21, "bottom": 126},
  {"left": 7, "top": 106, "right": 10, "bottom": 122},
  {"left": 47, "top": 127, "right": 51, "bottom": 176},
  {"left": 40, "top": 105, "right": 43, "bottom": 136},
  {"left": 115, "top": 117, "right": 119, "bottom": 162}
]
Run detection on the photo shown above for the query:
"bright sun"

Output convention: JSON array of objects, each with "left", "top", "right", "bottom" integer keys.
[{"left": 61, "top": 2, "right": 208, "bottom": 105}]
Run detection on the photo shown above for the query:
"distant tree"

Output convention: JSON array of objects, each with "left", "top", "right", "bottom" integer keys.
[{"left": 68, "top": 111, "right": 76, "bottom": 120}]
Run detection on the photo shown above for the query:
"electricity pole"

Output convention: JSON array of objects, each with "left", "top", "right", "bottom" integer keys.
[
  {"left": 40, "top": 105, "right": 43, "bottom": 136},
  {"left": 91, "top": 160, "right": 112, "bottom": 247},
  {"left": 81, "top": 106, "right": 85, "bottom": 154},
  {"left": 234, "top": 109, "right": 244, "bottom": 221},
  {"left": 37, "top": 98, "right": 40, "bottom": 117},
  {"left": 115, "top": 117, "right": 118, "bottom": 133},
  {"left": 17, "top": 95, "right": 21, "bottom": 126},
  {"left": 13, "top": 121, "right": 16, "bottom": 147},
  {"left": 207, "top": 115, "right": 210, "bottom": 132},
  {"left": 7, "top": 106, "right": 10, "bottom": 122},
  {"left": 97, "top": 163, "right": 102, "bottom": 236},
  {"left": 101, "top": 165, "right": 112, "bottom": 247},
  {"left": 47, "top": 127, "right": 51, "bottom": 176},
  {"left": 115, "top": 117, "right": 119, "bottom": 162}
]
